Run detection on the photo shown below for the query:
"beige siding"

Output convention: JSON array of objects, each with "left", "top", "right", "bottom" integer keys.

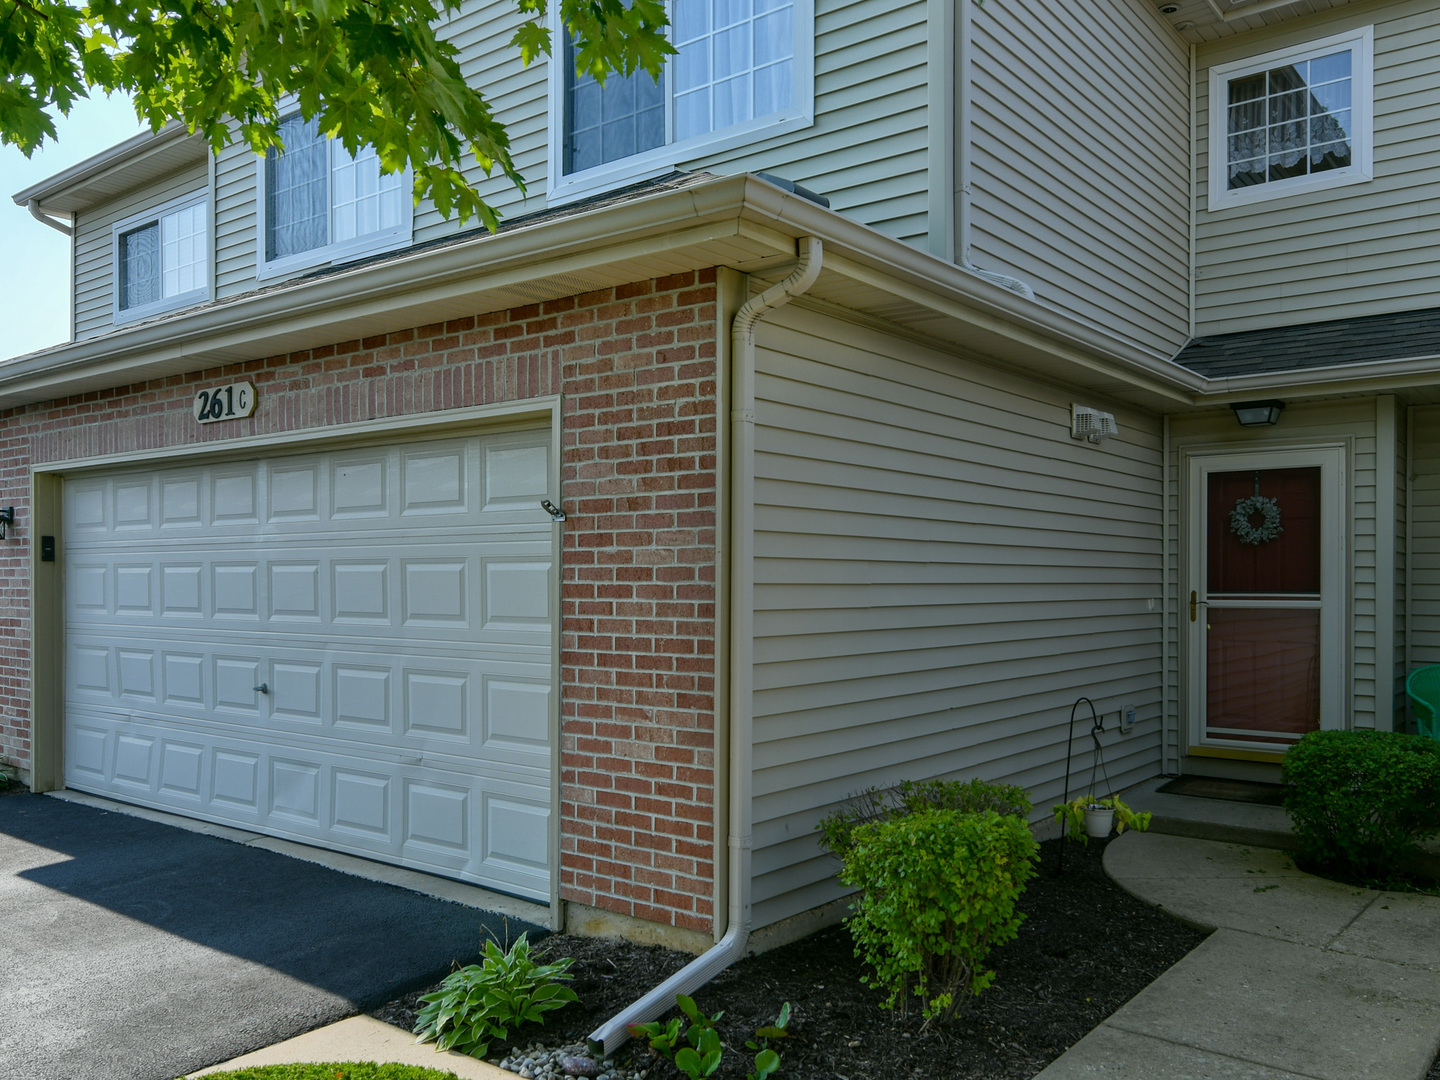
[
  {"left": 211, "top": 0, "right": 935, "bottom": 290},
  {"left": 1194, "top": 0, "right": 1440, "bottom": 336},
  {"left": 72, "top": 164, "right": 209, "bottom": 340},
  {"left": 1164, "top": 401, "right": 1379, "bottom": 755},
  {"left": 1410, "top": 405, "right": 1440, "bottom": 678},
  {"left": 968, "top": 0, "right": 1191, "bottom": 358},
  {"left": 687, "top": 0, "right": 930, "bottom": 244},
  {"left": 213, "top": 136, "right": 257, "bottom": 298},
  {"left": 749, "top": 306, "right": 1164, "bottom": 928},
  {"left": 1393, "top": 404, "right": 1408, "bottom": 727}
]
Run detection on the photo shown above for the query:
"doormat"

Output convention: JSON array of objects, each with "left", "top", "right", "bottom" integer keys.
[{"left": 1155, "top": 776, "right": 1289, "bottom": 806}]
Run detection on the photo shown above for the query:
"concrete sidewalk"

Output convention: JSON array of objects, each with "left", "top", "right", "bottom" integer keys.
[
  {"left": 190, "top": 1015, "right": 510, "bottom": 1077},
  {"left": 1034, "top": 831, "right": 1440, "bottom": 1080}
]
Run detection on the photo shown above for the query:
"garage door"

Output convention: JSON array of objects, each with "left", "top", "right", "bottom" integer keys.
[{"left": 62, "top": 428, "right": 555, "bottom": 901}]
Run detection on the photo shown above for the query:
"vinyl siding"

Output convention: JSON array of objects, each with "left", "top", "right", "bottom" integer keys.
[
  {"left": 208, "top": 0, "right": 932, "bottom": 294},
  {"left": 685, "top": 0, "right": 929, "bottom": 245},
  {"left": 72, "top": 164, "right": 209, "bottom": 340},
  {"left": 968, "top": 0, "right": 1191, "bottom": 359},
  {"left": 1164, "top": 401, "right": 1379, "bottom": 755},
  {"left": 749, "top": 305, "right": 1165, "bottom": 929},
  {"left": 213, "top": 134, "right": 258, "bottom": 297},
  {"left": 1194, "top": 0, "right": 1440, "bottom": 336},
  {"left": 1410, "top": 405, "right": 1440, "bottom": 677},
  {"left": 1393, "top": 403, "right": 1408, "bottom": 728}
]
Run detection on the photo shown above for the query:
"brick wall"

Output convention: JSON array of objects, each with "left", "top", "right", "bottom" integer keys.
[
  {"left": 558, "top": 270, "right": 719, "bottom": 936},
  {"left": 0, "top": 269, "right": 720, "bottom": 934}
]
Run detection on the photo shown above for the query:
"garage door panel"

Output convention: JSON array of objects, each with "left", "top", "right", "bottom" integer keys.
[
  {"left": 68, "top": 545, "right": 550, "bottom": 648},
  {"left": 63, "top": 706, "right": 552, "bottom": 899},
  {"left": 64, "top": 429, "right": 556, "bottom": 901}
]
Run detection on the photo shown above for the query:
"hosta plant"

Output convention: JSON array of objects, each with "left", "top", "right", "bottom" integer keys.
[{"left": 413, "top": 932, "right": 577, "bottom": 1058}]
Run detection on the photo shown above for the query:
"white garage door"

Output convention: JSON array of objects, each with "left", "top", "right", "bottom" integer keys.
[{"left": 62, "top": 428, "right": 555, "bottom": 901}]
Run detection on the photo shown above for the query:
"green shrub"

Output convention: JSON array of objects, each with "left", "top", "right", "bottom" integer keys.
[
  {"left": 817, "top": 777, "right": 1032, "bottom": 859},
  {"left": 1282, "top": 729, "right": 1440, "bottom": 881},
  {"left": 413, "top": 932, "right": 577, "bottom": 1058},
  {"left": 839, "top": 808, "right": 1037, "bottom": 1025}
]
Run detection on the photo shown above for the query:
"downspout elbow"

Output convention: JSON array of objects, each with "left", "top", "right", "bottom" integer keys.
[
  {"left": 585, "top": 236, "right": 824, "bottom": 1057},
  {"left": 27, "top": 200, "right": 73, "bottom": 237}
]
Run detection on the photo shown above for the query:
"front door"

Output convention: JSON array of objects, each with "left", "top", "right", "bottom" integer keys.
[{"left": 1187, "top": 448, "right": 1345, "bottom": 754}]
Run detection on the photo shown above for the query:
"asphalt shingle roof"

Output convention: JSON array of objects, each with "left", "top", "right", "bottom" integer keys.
[{"left": 1174, "top": 305, "right": 1440, "bottom": 378}]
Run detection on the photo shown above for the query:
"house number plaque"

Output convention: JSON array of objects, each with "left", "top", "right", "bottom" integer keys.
[{"left": 194, "top": 381, "right": 257, "bottom": 425}]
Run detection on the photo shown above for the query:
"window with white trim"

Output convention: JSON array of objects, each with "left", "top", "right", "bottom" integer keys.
[
  {"left": 1208, "top": 27, "right": 1373, "bottom": 212},
  {"left": 257, "top": 113, "right": 412, "bottom": 278},
  {"left": 551, "top": 0, "right": 813, "bottom": 202},
  {"left": 112, "top": 193, "right": 209, "bottom": 324}
]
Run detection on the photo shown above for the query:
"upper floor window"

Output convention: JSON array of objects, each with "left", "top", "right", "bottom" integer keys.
[
  {"left": 112, "top": 193, "right": 209, "bottom": 324},
  {"left": 257, "top": 113, "right": 412, "bottom": 279},
  {"left": 1208, "top": 27, "right": 1373, "bottom": 212},
  {"left": 549, "top": 0, "right": 814, "bottom": 202}
]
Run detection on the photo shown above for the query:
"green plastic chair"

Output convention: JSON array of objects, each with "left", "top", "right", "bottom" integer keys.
[{"left": 1406, "top": 665, "right": 1440, "bottom": 742}]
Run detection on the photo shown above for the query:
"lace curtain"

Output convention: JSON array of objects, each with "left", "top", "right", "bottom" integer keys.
[
  {"left": 1226, "top": 51, "right": 1352, "bottom": 190},
  {"left": 266, "top": 115, "right": 329, "bottom": 260}
]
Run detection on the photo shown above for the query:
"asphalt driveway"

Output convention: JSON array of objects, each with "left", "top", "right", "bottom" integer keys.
[{"left": 0, "top": 792, "right": 543, "bottom": 1080}]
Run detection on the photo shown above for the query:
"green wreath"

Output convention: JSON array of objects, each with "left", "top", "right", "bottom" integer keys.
[{"left": 1229, "top": 494, "right": 1283, "bottom": 546}]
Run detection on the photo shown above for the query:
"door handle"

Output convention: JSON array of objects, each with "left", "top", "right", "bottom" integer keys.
[{"left": 1189, "top": 592, "right": 1209, "bottom": 622}]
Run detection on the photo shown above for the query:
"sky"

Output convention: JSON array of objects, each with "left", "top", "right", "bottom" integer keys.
[{"left": 0, "top": 95, "right": 148, "bottom": 363}]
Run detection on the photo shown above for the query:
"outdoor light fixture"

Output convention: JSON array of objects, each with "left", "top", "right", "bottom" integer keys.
[
  {"left": 0, "top": 507, "right": 13, "bottom": 540},
  {"left": 1231, "top": 400, "right": 1285, "bottom": 427}
]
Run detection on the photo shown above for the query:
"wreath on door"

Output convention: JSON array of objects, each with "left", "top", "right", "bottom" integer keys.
[{"left": 1229, "top": 494, "right": 1283, "bottom": 546}]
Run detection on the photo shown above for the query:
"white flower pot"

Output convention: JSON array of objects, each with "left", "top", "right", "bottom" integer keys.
[{"left": 1083, "top": 806, "right": 1115, "bottom": 840}]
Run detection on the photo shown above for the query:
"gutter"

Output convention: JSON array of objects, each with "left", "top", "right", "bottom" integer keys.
[
  {"left": 27, "top": 200, "right": 73, "bottom": 237},
  {"left": 0, "top": 174, "right": 1200, "bottom": 410},
  {"left": 585, "top": 236, "right": 825, "bottom": 1057},
  {"left": 10, "top": 123, "right": 195, "bottom": 208}
]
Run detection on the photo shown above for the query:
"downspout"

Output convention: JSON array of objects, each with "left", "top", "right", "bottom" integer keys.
[
  {"left": 27, "top": 199, "right": 73, "bottom": 237},
  {"left": 587, "top": 235, "right": 824, "bottom": 1057},
  {"left": 955, "top": 0, "right": 1034, "bottom": 300}
]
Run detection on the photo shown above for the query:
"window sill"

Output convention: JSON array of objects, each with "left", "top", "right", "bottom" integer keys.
[
  {"left": 113, "top": 287, "right": 211, "bottom": 327},
  {"left": 547, "top": 109, "right": 814, "bottom": 207},
  {"left": 255, "top": 228, "right": 413, "bottom": 283},
  {"left": 1207, "top": 166, "right": 1373, "bottom": 213}
]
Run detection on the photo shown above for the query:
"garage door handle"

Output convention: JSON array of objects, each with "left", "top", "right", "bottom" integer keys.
[{"left": 253, "top": 683, "right": 269, "bottom": 695}]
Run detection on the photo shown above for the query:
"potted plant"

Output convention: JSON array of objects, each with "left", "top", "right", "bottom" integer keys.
[{"left": 1053, "top": 794, "right": 1152, "bottom": 844}]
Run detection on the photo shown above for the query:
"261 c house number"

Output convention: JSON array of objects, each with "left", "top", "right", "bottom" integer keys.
[{"left": 194, "top": 381, "right": 258, "bottom": 425}]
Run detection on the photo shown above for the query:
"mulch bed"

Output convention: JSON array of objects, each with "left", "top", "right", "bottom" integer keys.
[{"left": 373, "top": 837, "right": 1209, "bottom": 1080}]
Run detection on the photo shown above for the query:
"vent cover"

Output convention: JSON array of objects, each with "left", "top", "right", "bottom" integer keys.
[{"left": 1071, "top": 405, "right": 1118, "bottom": 444}]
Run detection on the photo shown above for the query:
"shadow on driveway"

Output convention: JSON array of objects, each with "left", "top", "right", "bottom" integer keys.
[{"left": 0, "top": 792, "right": 543, "bottom": 1080}]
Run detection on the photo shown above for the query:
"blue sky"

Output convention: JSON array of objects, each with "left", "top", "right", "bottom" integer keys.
[{"left": 0, "top": 95, "right": 148, "bottom": 363}]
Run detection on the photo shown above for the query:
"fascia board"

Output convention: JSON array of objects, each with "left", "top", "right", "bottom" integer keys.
[
  {"left": 1192, "top": 352, "right": 1440, "bottom": 402},
  {"left": 2, "top": 170, "right": 1222, "bottom": 412},
  {"left": 733, "top": 176, "right": 1206, "bottom": 403},
  {"left": 11, "top": 125, "right": 204, "bottom": 213}
]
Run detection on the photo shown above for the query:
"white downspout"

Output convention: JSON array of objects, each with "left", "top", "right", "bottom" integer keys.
[
  {"left": 955, "top": 0, "right": 1034, "bottom": 300},
  {"left": 586, "top": 235, "right": 824, "bottom": 1057}
]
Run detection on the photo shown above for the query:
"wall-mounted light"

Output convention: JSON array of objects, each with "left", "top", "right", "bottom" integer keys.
[
  {"left": 0, "top": 507, "right": 13, "bottom": 540},
  {"left": 1071, "top": 404, "right": 1118, "bottom": 444},
  {"left": 1231, "top": 400, "right": 1285, "bottom": 427}
]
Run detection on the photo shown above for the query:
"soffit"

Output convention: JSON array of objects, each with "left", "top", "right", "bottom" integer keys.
[
  {"left": 12, "top": 127, "right": 209, "bottom": 214},
  {"left": 1158, "top": 0, "right": 1361, "bottom": 43}
]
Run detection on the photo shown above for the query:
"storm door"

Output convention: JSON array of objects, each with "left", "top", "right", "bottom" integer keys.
[{"left": 1187, "top": 449, "right": 1345, "bottom": 753}]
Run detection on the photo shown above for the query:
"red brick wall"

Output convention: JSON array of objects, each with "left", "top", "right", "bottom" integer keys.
[
  {"left": 558, "top": 270, "right": 719, "bottom": 936},
  {"left": 0, "top": 270, "right": 720, "bottom": 933}
]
